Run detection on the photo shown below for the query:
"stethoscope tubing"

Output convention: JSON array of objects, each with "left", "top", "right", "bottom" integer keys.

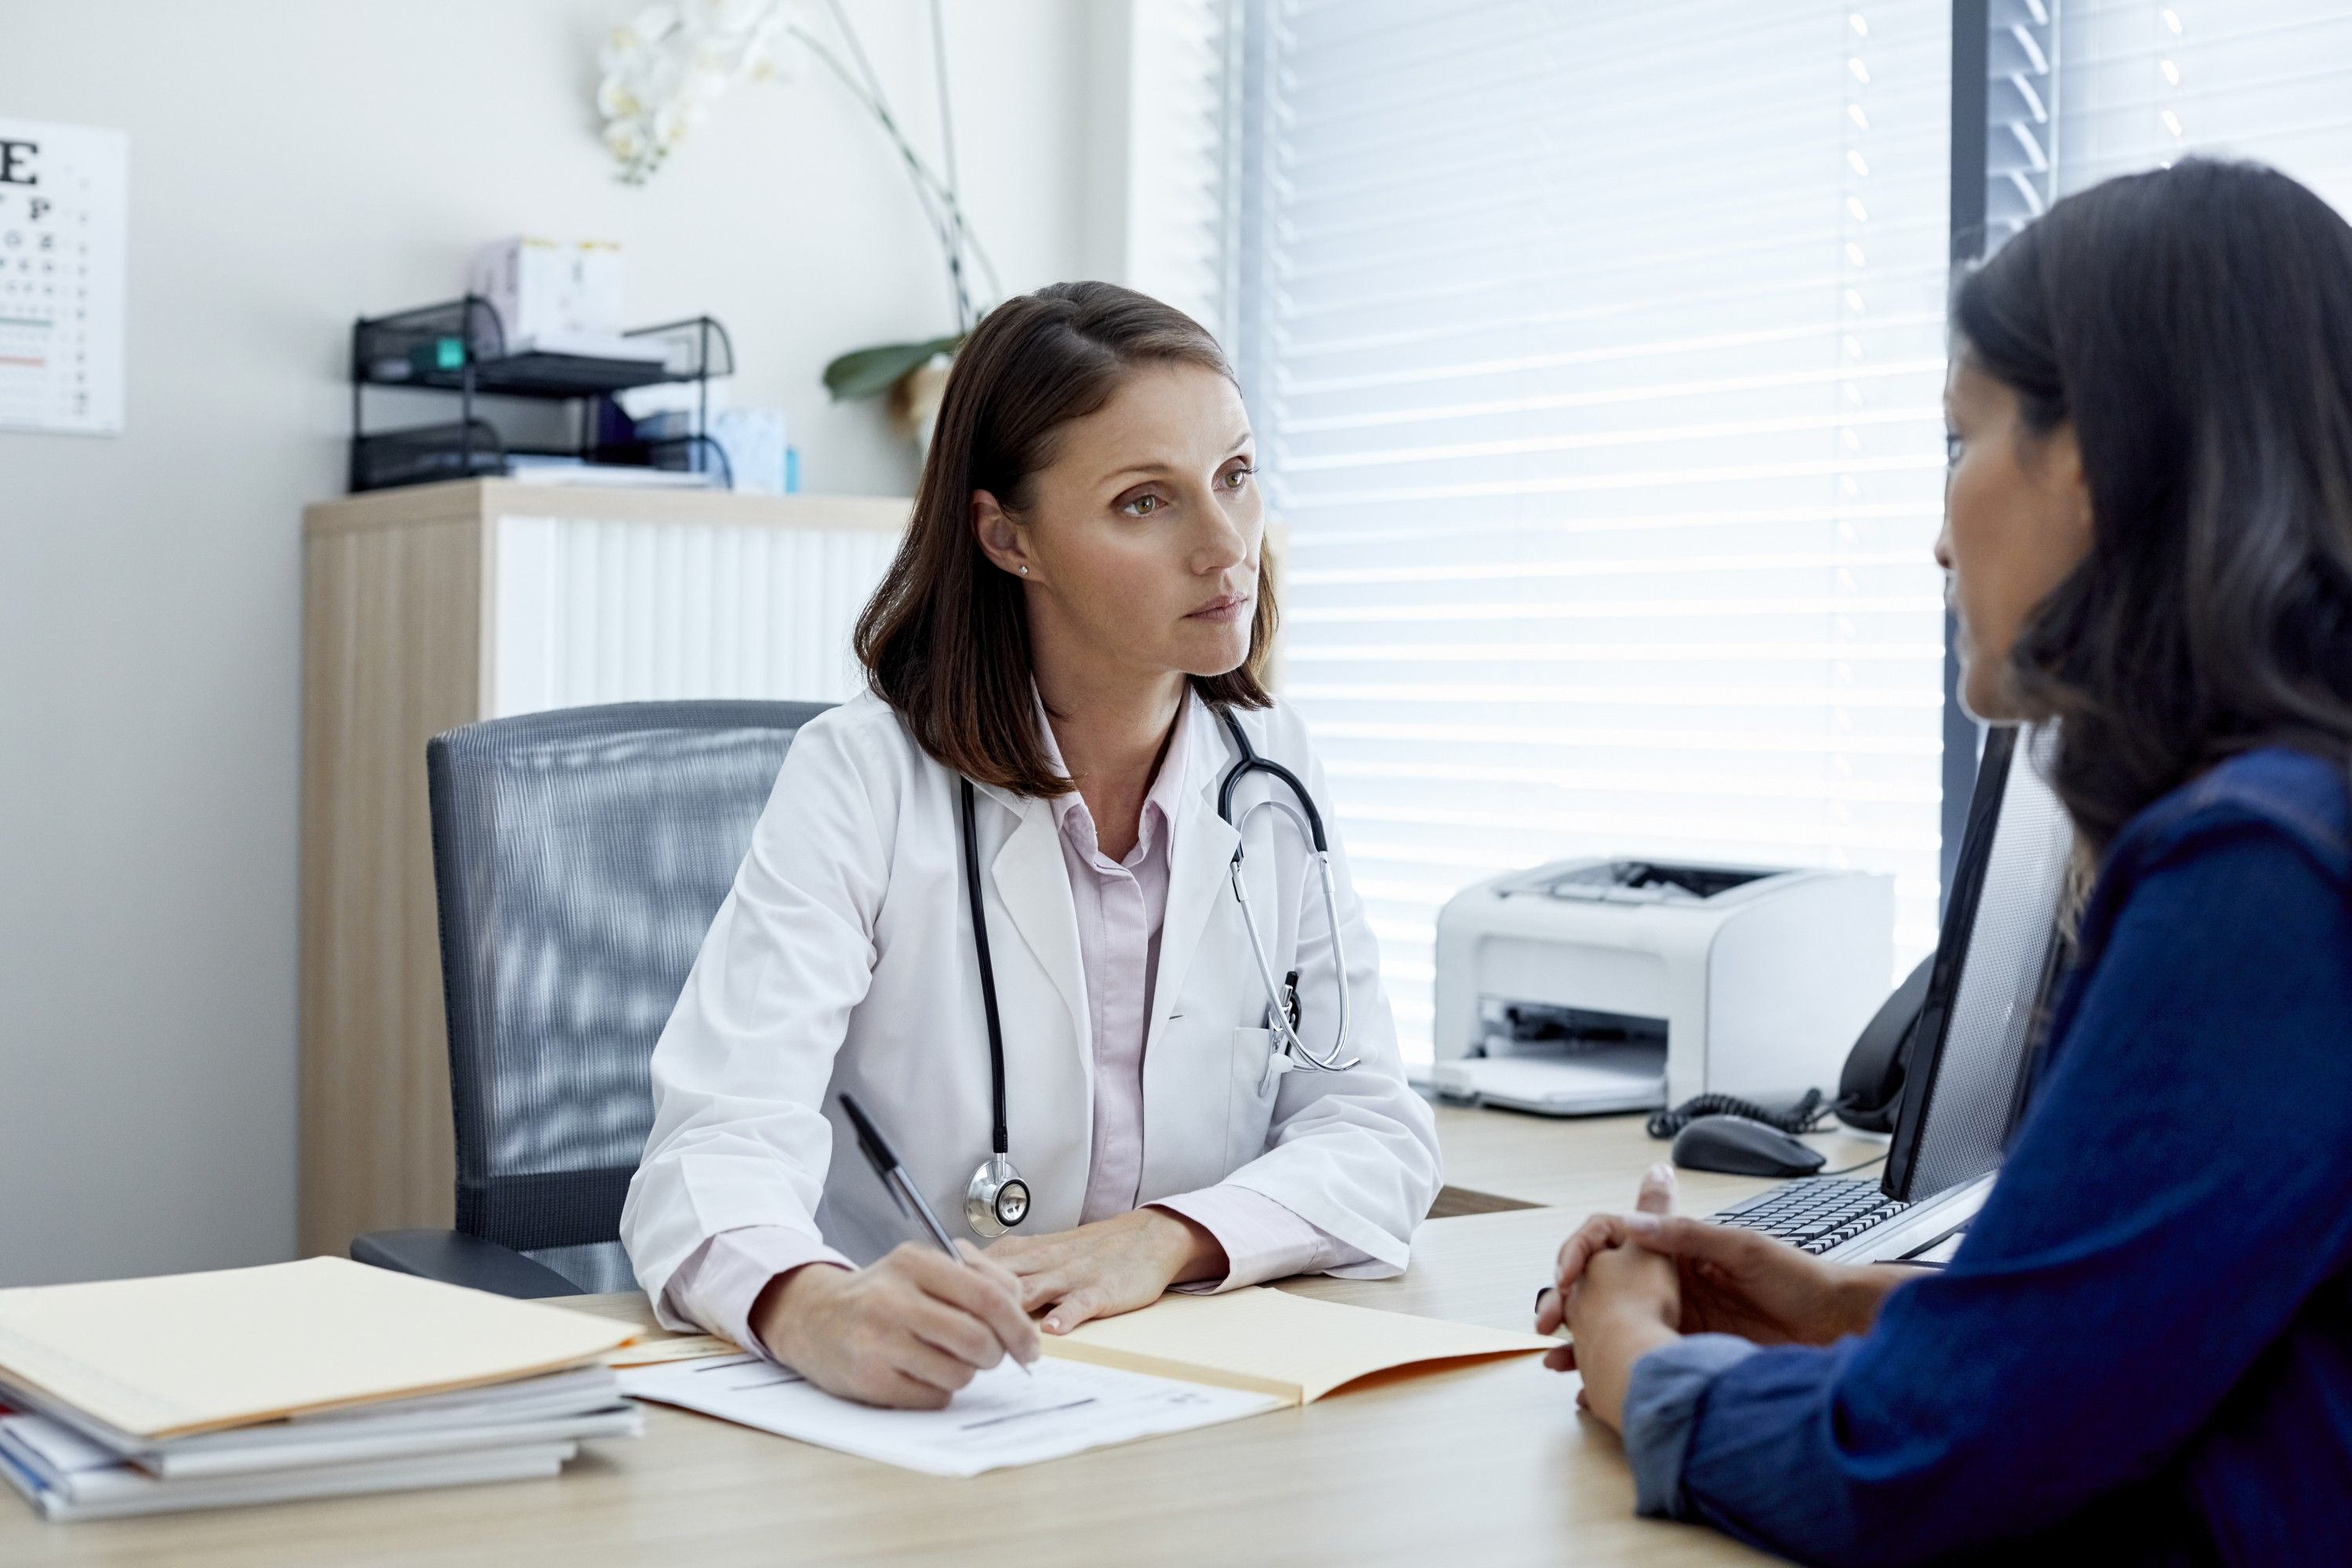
[
  {"left": 1226, "top": 830, "right": 1359, "bottom": 1072},
  {"left": 1214, "top": 708, "right": 1359, "bottom": 1073},
  {"left": 959, "top": 777, "right": 1013, "bottom": 1157},
  {"left": 953, "top": 701, "right": 1363, "bottom": 1234}
]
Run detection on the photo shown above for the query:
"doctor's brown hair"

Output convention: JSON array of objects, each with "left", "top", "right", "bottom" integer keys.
[{"left": 854, "top": 281, "right": 1276, "bottom": 798}]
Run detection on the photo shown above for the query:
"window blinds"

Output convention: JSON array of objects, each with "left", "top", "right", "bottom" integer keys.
[
  {"left": 1986, "top": 0, "right": 2060, "bottom": 247},
  {"left": 1123, "top": 0, "right": 1240, "bottom": 332},
  {"left": 2053, "top": 0, "right": 2352, "bottom": 217},
  {"left": 1229, "top": 1, "right": 1955, "bottom": 1058}
]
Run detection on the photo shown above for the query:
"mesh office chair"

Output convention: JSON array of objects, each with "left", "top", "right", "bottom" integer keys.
[{"left": 351, "top": 699, "right": 830, "bottom": 1298}]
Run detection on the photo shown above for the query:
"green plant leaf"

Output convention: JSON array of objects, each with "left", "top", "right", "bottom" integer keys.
[{"left": 822, "top": 335, "right": 965, "bottom": 401}]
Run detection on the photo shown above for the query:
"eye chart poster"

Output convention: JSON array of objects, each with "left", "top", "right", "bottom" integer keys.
[{"left": 0, "top": 119, "right": 126, "bottom": 435}]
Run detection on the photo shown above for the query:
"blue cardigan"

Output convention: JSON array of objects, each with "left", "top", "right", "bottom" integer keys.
[{"left": 1620, "top": 745, "right": 2352, "bottom": 1565}]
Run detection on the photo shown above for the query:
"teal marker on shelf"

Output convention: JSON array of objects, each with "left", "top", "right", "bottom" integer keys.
[{"left": 407, "top": 336, "right": 465, "bottom": 376}]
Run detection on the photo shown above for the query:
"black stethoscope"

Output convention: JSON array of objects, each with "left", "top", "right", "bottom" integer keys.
[{"left": 956, "top": 705, "right": 1361, "bottom": 1237}]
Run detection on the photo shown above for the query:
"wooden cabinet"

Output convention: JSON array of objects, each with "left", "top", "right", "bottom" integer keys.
[{"left": 298, "top": 480, "right": 907, "bottom": 1258}]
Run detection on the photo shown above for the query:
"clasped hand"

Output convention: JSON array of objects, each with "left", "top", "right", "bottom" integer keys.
[{"left": 1534, "top": 1163, "right": 1905, "bottom": 1432}]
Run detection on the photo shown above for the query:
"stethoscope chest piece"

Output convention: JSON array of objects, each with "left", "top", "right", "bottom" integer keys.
[{"left": 965, "top": 1153, "right": 1030, "bottom": 1237}]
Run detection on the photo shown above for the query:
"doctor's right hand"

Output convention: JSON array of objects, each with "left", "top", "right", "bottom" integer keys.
[{"left": 748, "top": 1242, "right": 1041, "bottom": 1409}]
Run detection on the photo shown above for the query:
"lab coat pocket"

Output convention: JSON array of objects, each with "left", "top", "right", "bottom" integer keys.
[{"left": 1225, "top": 1027, "right": 1290, "bottom": 1170}]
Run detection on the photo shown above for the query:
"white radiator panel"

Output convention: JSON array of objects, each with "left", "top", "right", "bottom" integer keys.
[{"left": 490, "top": 514, "right": 903, "bottom": 718}]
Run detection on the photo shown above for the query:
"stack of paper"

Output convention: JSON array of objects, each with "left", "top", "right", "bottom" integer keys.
[{"left": 0, "top": 1258, "right": 642, "bottom": 1521}]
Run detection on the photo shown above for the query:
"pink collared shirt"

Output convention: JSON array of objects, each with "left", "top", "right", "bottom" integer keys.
[{"left": 659, "top": 692, "right": 1366, "bottom": 1356}]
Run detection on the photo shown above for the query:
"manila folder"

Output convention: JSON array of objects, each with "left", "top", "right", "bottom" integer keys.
[
  {"left": 1042, "top": 1287, "right": 1555, "bottom": 1406},
  {"left": 0, "top": 1256, "right": 635, "bottom": 1441}
]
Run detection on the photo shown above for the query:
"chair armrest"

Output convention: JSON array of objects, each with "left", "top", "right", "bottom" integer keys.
[{"left": 350, "top": 1229, "right": 584, "bottom": 1299}]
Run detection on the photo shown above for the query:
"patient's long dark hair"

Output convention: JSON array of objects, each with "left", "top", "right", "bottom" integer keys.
[{"left": 1953, "top": 158, "right": 2352, "bottom": 848}]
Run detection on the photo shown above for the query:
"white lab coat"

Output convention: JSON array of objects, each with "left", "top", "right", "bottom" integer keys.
[{"left": 620, "top": 688, "right": 1442, "bottom": 1322}]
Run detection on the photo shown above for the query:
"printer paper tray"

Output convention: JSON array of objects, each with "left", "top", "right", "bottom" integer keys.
[{"left": 1428, "top": 1051, "right": 1667, "bottom": 1118}]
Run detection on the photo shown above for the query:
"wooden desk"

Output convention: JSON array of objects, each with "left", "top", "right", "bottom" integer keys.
[
  {"left": 2, "top": 1112, "right": 1860, "bottom": 1564},
  {"left": 1435, "top": 1103, "right": 1889, "bottom": 1217}
]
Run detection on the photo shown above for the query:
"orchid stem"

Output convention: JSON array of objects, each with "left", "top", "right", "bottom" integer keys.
[{"left": 801, "top": 3, "right": 985, "bottom": 335}]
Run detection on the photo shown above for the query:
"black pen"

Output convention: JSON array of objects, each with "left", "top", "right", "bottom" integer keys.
[{"left": 837, "top": 1092, "right": 1033, "bottom": 1376}]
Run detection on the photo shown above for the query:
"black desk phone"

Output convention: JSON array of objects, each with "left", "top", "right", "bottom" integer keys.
[{"left": 1647, "top": 953, "right": 1935, "bottom": 1139}]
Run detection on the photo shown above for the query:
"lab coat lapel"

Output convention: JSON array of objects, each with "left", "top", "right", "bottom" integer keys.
[
  {"left": 975, "top": 784, "right": 1092, "bottom": 1084},
  {"left": 1146, "top": 699, "right": 1241, "bottom": 1060}
]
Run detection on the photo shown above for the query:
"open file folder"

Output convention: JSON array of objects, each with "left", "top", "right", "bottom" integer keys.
[{"left": 1044, "top": 1286, "right": 1559, "bottom": 1403}]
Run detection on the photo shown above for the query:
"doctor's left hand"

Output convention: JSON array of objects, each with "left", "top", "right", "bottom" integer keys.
[{"left": 986, "top": 1208, "right": 1230, "bottom": 1334}]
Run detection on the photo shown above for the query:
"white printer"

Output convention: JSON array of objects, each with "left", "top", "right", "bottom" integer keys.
[{"left": 1428, "top": 858, "right": 1893, "bottom": 1116}]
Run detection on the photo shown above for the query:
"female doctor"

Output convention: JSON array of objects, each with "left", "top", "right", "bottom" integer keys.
[{"left": 620, "top": 281, "right": 1442, "bottom": 1409}]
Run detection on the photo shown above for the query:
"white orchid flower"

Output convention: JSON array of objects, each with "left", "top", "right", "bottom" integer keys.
[
  {"left": 597, "top": 20, "right": 654, "bottom": 72},
  {"left": 743, "top": 13, "right": 792, "bottom": 82},
  {"left": 680, "top": 65, "right": 731, "bottom": 106},
  {"left": 604, "top": 118, "right": 649, "bottom": 162},
  {"left": 596, "top": 75, "right": 642, "bottom": 119}
]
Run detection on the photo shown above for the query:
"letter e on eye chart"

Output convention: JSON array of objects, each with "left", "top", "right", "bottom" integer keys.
[{"left": 0, "top": 119, "right": 125, "bottom": 436}]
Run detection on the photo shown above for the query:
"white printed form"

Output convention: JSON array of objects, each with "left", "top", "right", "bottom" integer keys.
[{"left": 618, "top": 1353, "right": 1283, "bottom": 1477}]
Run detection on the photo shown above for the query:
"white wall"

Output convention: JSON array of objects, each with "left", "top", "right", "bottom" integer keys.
[{"left": 0, "top": 0, "right": 1112, "bottom": 1287}]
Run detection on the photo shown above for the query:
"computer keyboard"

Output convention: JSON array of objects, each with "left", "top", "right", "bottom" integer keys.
[{"left": 1710, "top": 1175, "right": 1909, "bottom": 1255}]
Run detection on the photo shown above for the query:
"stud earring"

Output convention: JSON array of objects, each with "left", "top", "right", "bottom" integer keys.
[{"left": 1018, "top": 565, "right": 1029, "bottom": 575}]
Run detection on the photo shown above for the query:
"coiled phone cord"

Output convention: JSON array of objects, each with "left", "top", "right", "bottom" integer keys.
[{"left": 1645, "top": 1087, "right": 1837, "bottom": 1140}]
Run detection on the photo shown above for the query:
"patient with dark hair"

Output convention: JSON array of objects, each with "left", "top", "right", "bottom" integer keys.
[{"left": 1540, "top": 159, "right": 2352, "bottom": 1563}]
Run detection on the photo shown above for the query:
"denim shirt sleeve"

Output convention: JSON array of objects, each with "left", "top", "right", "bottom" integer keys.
[{"left": 1621, "top": 1334, "right": 1761, "bottom": 1518}]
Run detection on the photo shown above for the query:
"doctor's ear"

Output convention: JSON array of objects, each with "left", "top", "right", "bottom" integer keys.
[{"left": 971, "top": 491, "right": 1036, "bottom": 582}]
